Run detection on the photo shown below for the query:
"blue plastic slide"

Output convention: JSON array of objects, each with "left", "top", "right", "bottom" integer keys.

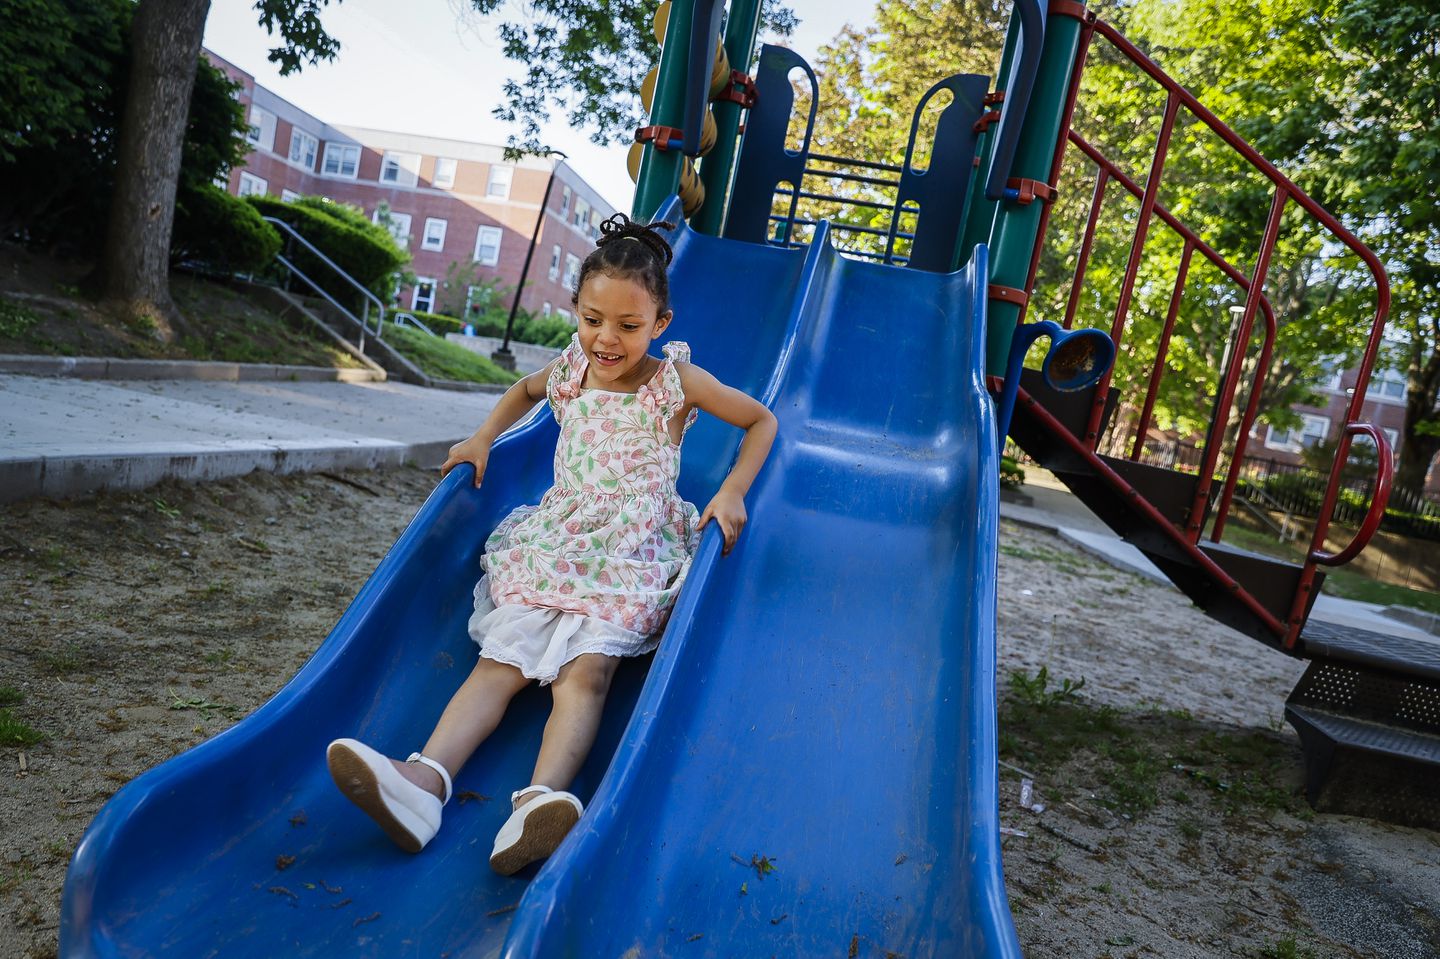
[{"left": 61, "top": 204, "right": 1020, "bottom": 957}]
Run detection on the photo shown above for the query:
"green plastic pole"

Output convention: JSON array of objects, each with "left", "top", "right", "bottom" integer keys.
[
  {"left": 690, "top": 0, "right": 763, "bottom": 236},
  {"left": 633, "top": 0, "right": 699, "bottom": 221},
  {"left": 982, "top": 5, "right": 1086, "bottom": 377},
  {"left": 954, "top": 18, "right": 1021, "bottom": 268}
]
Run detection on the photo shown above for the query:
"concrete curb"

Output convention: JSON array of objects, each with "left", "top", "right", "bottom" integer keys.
[
  {"left": 0, "top": 354, "right": 387, "bottom": 383},
  {"left": 0, "top": 438, "right": 459, "bottom": 505}
]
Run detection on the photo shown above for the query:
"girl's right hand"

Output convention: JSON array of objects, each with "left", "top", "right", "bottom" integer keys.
[{"left": 440, "top": 434, "right": 491, "bottom": 487}]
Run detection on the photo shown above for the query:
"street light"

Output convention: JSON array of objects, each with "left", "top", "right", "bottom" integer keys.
[{"left": 492, "top": 149, "right": 568, "bottom": 371}]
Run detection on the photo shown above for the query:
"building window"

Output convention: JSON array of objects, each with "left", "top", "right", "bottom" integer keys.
[
  {"left": 548, "top": 244, "right": 561, "bottom": 281},
  {"left": 411, "top": 278, "right": 436, "bottom": 313},
  {"left": 589, "top": 208, "right": 602, "bottom": 240},
  {"left": 322, "top": 143, "right": 360, "bottom": 178},
  {"left": 556, "top": 308, "right": 572, "bottom": 323},
  {"left": 542, "top": 301, "right": 552, "bottom": 316},
  {"left": 237, "top": 172, "right": 268, "bottom": 197},
  {"left": 280, "top": 189, "right": 301, "bottom": 203},
  {"left": 1382, "top": 427, "right": 1399, "bottom": 454},
  {"left": 246, "top": 106, "right": 276, "bottom": 151},
  {"left": 422, "top": 217, "right": 447, "bottom": 252},
  {"left": 474, "top": 225, "right": 503, "bottom": 266},
  {"left": 374, "top": 209, "right": 411, "bottom": 248},
  {"left": 562, "top": 253, "right": 580, "bottom": 290},
  {"left": 1371, "top": 366, "right": 1407, "bottom": 403},
  {"left": 560, "top": 185, "right": 572, "bottom": 217},
  {"left": 486, "top": 165, "right": 513, "bottom": 199},
  {"left": 433, "top": 157, "right": 457, "bottom": 189},
  {"left": 380, "top": 152, "right": 420, "bottom": 187},
  {"left": 288, "top": 128, "right": 318, "bottom": 169},
  {"left": 1264, "top": 414, "right": 1331, "bottom": 453},
  {"left": 573, "top": 198, "right": 589, "bottom": 230}
]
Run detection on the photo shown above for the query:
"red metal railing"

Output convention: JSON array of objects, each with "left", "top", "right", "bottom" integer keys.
[{"left": 1023, "top": 4, "right": 1393, "bottom": 648}]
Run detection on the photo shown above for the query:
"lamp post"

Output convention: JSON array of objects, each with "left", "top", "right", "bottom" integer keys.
[{"left": 492, "top": 150, "right": 567, "bottom": 371}]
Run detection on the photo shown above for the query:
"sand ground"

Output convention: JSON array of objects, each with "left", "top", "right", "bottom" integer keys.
[{"left": 1, "top": 467, "right": 1436, "bottom": 958}]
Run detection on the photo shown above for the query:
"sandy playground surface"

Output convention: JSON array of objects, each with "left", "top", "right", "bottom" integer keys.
[{"left": 1, "top": 466, "right": 1437, "bottom": 958}]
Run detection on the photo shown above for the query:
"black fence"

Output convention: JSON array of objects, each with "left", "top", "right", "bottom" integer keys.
[{"left": 1139, "top": 440, "right": 1440, "bottom": 542}]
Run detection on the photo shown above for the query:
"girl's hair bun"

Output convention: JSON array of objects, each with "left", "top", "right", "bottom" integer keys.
[{"left": 595, "top": 213, "right": 676, "bottom": 267}]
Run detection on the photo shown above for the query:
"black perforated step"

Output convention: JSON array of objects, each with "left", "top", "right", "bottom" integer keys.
[{"left": 1286, "top": 653, "right": 1440, "bottom": 828}]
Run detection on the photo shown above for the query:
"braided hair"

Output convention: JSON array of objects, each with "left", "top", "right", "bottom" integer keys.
[{"left": 572, "top": 213, "right": 677, "bottom": 315}]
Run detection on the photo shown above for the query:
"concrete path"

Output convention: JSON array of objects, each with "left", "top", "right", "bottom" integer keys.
[{"left": 1, "top": 373, "right": 501, "bottom": 503}]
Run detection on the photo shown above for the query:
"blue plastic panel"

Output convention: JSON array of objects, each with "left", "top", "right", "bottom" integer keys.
[{"left": 722, "top": 44, "right": 817, "bottom": 245}]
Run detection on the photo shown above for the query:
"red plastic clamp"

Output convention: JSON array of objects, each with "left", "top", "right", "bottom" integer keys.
[
  {"left": 1048, "top": 0, "right": 1090, "bottom": 20},
  {"left": 635, "top": 125, "right": 686, "bottom": 152},
  {"left": 988, "top": 284, "right": 1030, "bottom": 308},
  {"left": 1006, "top": 177, "right": 1058, "bottom": 205},
  {"left": 983, "top": 90, "right": 1006, "bottom": 106},
  {"left": 714, "top": 69, "right": 758, "bottom": 108}
]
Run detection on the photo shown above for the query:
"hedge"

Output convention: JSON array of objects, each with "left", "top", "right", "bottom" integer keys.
[
  {"left": 247, "top": 195, "right": 407, "bottom": 308},
  {"left": 172, "top": 184, "right": 280, "bottom": 273}
]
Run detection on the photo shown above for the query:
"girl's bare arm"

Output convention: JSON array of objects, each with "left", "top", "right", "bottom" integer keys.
[{"left": 439, "top": 359, "right": 558, "bottom": 486}]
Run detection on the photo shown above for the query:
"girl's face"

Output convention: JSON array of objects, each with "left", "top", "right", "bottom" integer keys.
[{"left": 575, "top": 272, "right": 672, "bottom": 390}]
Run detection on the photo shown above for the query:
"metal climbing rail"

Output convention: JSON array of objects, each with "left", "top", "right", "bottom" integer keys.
[{"left": 1021, "top": 2, "right": 1394, "bottom": 647}]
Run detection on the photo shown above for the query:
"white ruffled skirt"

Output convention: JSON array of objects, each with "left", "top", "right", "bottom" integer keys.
[{"left": 468, "top": 575, "right": 660, "bottom": 685}]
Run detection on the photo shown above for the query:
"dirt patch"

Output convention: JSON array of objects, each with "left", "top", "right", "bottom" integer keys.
[
  {"left": 0, "top": 240, "right": 363, "bottom": 368},
  {"left": 0, "top": 481, "right": 1436, "bottom": 958}
]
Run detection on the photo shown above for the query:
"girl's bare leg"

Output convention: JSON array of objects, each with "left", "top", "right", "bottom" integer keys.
[
  {"left": 393, "top": 656, "right": 532, "bottom": 797},
  {"left": 513, "top": 653, "right": 621, "bottom": 809}
]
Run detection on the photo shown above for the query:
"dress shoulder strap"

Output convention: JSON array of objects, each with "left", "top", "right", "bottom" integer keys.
[
  {"left": 641, "top": 341, "right": 697, "bottom": 434},
  {"left": 546, "top": 333, "right": 587, "bottom": 420}
]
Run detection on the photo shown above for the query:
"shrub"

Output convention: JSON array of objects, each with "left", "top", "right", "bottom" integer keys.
[
  {"left": 247, "top": 195, "right": 407, "bottom": 307},
  {"left": 172, "top": 184, "right": 280, "bottom": 273},
  {"left": 1000, "top": 454, "right": 1026, "bottom": 489}
]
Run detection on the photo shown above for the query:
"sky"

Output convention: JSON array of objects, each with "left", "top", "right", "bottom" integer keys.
[{"left": 202, "top": 0, "right": 879, "bottom": 211}]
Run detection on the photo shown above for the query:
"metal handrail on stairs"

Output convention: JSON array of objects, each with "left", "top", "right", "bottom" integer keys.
[
  {"left": 263, "top": 216, "right": 386, "bottom": 351},
  {"left": 390, "top": 311, "right": 436, "bottom": 337}
]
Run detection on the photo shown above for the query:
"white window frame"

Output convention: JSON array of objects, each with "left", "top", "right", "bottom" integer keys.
[
  {"left": 237, "top": 172, "right": 268, "bottom": 197},
  {"left": 474, "top": 225, "right": 503, "bottom": 266},
  {"left": 433, "top": 157, "right": 457, "bottom": 189},
  {"left": 1264, "top": 413, "right": 1331, "bottom": 453},
  {"left": 560, "top": 185, "right": 572, "bottom": 217},
  {"left": 246, "top": 105, "right": 276, "bottom": 151},
  {"left": 288, "top": 127, "right": 318, "bottom": 169},
  {"left": 322, "top": 143, "right": 360, "bottom": 178},
  {"left": 556, "top": 307, "right": 573, "bottom": 323},
  {"left": 280, "top": 188, "right": 301, "bottom": 203},
  {"left": 373, "top": 209, "right": 411, "bottom": 249},
  {"left": 411, "top": 277, "right": 436, "bottom": 313},
  {"left": 542, "top": 301, "right": 552, "bottom": 316},
  {"left": 1371, "top": 366, "right": 1407, "bottom": 403},
  {"left": 486, "top": 165, "right": 513, "bottom": 199},
  {"left": 548, "top": 244, "right": 561, "bottom": 281},
  {"left": 562, "top": 253, "right": 580, "bottom": 290},
  {"left": 589, "top": 208, "right": 602, "bottom": 240},
  {"left": 380, "top": 151, "right": 421, "bottom": 187},
  {"left": 464, "top": 285, "right": 492, "bottom": 317},
  {"left": 1382, "top": 427, "right": 1399, "bottom": 454},
  {"left": 573, "top": 197, "right": 589, "bottom": 230},
  {"left": 421, "top": 217, "right": 447, "bottom": 252}
]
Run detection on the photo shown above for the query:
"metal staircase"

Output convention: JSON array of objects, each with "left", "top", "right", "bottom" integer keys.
[{"left": 994, "top": 3, "right": 1439, "bottom": 826}]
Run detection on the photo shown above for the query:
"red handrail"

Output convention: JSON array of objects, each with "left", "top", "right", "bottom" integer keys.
[
  {"left": 1020, "top": 7, "right": 1392, "bottom": 644},
  {"left": 1283, "top": 424, "right": 1394, "bottom": 647}
]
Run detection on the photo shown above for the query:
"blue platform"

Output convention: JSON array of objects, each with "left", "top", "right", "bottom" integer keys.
[{"left": 61, "top": 203, "right": 1019, "bottom": 958}]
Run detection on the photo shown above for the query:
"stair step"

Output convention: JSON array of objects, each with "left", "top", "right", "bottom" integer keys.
[
  {"left": 1198, "top": 540, "right": 1321, "bottom": 628},
  {"left": 1285, "top": 651, "right": 1440, "bottom": 828},
  {"left": 1299, "top": 620, "right": 1440, "bottom": 684}
]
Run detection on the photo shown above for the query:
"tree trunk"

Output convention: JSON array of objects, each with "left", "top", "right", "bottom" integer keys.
[{"left": 100, "top": 0, "right": 212, "bottom": 340}]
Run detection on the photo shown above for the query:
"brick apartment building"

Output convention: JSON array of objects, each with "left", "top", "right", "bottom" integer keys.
[{"left": 206, "top": 51, "right": 617, "bottom": 322}]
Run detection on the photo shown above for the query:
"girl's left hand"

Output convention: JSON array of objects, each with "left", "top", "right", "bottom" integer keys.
[{"left": 699, "top": 489, "right": 747, "bottom": 556}]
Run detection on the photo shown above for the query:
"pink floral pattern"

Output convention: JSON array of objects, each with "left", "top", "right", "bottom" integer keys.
[{"left": 481, "top": 335, "right": 700, "bottom": 639}]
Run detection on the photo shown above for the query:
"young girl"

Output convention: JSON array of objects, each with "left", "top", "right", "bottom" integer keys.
[{"left": 326, "top": 214, "right": 777, "bottom": 875}]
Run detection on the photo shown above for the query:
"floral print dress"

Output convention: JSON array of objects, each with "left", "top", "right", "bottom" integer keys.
[{"left": 469, "top": 334, "right": 701, "bottom": 684}]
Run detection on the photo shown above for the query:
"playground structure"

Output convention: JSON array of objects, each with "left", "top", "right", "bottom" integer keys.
[{"left": 60, "top": 0, "right": 1439, "bottom": 956}]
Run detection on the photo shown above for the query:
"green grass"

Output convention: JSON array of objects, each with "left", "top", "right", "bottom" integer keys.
[
  {"left": 382, "top": 323, "right": 521, "bottom": 386},
  {"left": 1222, "top": 522, "right": 1440, "bottom": 615},
  {"left": 0, "top": 708, "right": 44, "bottom": 747},
  {"left": 1000, "top": 668, "right": 1305, "bottom": 818},
  {"left": 0, "top": 686, "right": 23, "bottom": 707}
]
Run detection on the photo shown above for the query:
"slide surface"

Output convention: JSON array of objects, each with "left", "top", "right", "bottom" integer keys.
[{"left": 61, "top": 205, "right": 1019, "bottom": 958}]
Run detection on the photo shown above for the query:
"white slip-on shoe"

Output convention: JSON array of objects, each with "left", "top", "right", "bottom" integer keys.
[
  {"left": 488, "top": 786, "right": 583, "bottom": 876},
  {"left": 326, "top": 738, "right": 451, "bottom": 853}
]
